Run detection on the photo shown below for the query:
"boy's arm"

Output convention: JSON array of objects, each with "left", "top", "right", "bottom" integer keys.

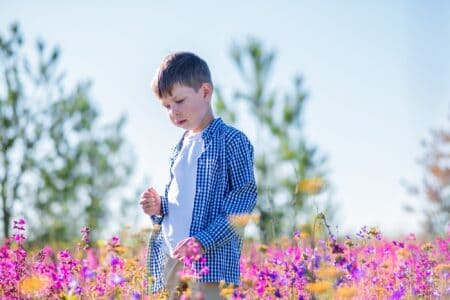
[{"left": 193, "top": 133, "right": 257, "bottom": 253}]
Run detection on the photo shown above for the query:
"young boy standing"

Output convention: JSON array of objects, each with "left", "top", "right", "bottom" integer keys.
[{"left": 140, "top": 52, "right": 257, "bottom": 299}]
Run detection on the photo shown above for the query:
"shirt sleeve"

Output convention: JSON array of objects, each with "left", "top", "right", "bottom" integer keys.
[
  {"left": 194, "top": 132, "right": 257, "bottom": 252},
  {"left": 150, "top": 195, "right": 169, "bottom": 225}
]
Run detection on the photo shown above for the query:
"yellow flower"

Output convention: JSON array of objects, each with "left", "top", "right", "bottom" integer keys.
[
  {"left": 316, "top": 265, "right": 342, "bottom": 279},
  {"left": 300, "top": 232, "right": 310, "bottom": 239},
  {"left": 250, "top": 213, "right": 260, "bottom": 223},
  {"left": 368, "top": 227, "right": 380, "bottom": 237},
  {"left": 125, "top": 258, "right": 137, "bottom": 267},
  {"left": 19, "top": 276, "right": 48, "bottom": 295},
  {"left": 397, "top": 248, "right": 410, "bottom": 258},
  {"left": 265, "top": 286, "right": 276, "bottom": 294},
  {"left": 61, "top": 294, "right": 79, "bottom": 300},
  {"left": 241, "top": 277, "right": 256, "bottom": 288},
  {"left": 335, "top": 286, "right": 356, "bottom": 299},
  {"left": 220, "top": 287, "right": 234, "bottom": 297},
  {"left": 229, "top": 213, "right": 259, "bottom": 228},
  {"left": 375, "top": 287, "right": 387, "bottom": 298},
  {"left": 219, "top": 279, "right": 226, "bottom": 288},
  {"left": 305, "top": 280, "right": 332, "bottom": 294},
  {"left": 229, "top": 214, "right": 251, "bottom": 228},
  {"left": 435, "top": 263, "right": 450, "bottom": 273},
  {"left": 220, "top": 283, "right": 235, "bottom": 297},
  {"left": 157, "top": 289, "right": 169, "bottom": 299},
  {"left": 277, "top": 235, "right": 290, "bottom": 248},
  {"left": 113, "top": 245, "right": 127, "bottom": 254},
  {"left": 421, "top": 242, "right": 433, "bottom": 251},
  {"left": 295, "top": 177, "right": 324, "bottom": 195},
  {"left": 182, "top": 287, "right": 192, "bottom": 296},
  {"left": 124, "top": 258, "right": 139, "bottom": 276},
  {"left": 179, "top": 272, "right": 199, "bottom": 283},
  {"left": 258, "top": 244, "right": 269, "bottom": 253}
]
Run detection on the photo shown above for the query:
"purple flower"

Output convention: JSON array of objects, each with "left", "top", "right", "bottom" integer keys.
[
  {"left": 82, "top": 266, "right": 96, "bottom": 279},
  {"left": 110, "top": 255, "right": 120, "bottom": 266},
  {"left": 111, "top": 236, "right": 120, "bottom": 246},
  {"left": 11, "top": 233, "right": 26, "bottom": 243},
  {"left": 269, "top": 272, "right": 278, "bottom": 281},
  {"left": 274, "top": 288, "right": 282, "bottom": 298},
  {"left": 391, "top": 288, "right": 405, "bottom": 300},
  {"left": 69, "top": 279, "right": 79, "bottom": 289},
  {"left": 132, "top": 291, "right": 141, "bottom": 300},
  {"left": 110, "top": 273, "right": 124, "bottom": 285}
]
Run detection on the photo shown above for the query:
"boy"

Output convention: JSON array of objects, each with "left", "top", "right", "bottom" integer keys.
[{"left": 140, "top": 52, "right": 257, "bottom": 299}]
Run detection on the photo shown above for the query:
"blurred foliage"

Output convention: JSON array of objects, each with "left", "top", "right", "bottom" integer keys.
[
  {"left": 0, "top": 23, "right": 134, "bottom": 242},
  {"left": 404, "top": 115, "right": 450, "bottom": 236},
  {"left": 215, "top": 38, "right": 333, "bottom": 242}
]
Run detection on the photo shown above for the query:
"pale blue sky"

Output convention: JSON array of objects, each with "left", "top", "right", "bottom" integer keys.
[{"left": 1, "top": 1, "right": 449, "bottom": 236}]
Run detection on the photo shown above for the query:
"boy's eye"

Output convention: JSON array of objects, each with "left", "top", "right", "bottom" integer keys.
[
  {"left": 163, "top": 104, "right": 170, "bottom": 109},
  {"left": 175, "top": 99, "right": 184, "bottom": 104}
]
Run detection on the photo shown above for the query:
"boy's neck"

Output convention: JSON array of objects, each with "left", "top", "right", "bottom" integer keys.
[{"left": 189, "top": 113, "right": 214, "bottom": 134}]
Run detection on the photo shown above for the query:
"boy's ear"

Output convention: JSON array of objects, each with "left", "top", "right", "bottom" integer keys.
[{"left": 201, "top": 83, "right": 213, "bottom": 99}]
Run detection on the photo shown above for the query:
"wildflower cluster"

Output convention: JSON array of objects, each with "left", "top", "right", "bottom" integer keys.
[
  {"left": 0, "top": 218, "right": 448, "bottom": 299},
  {"left": 233, "top": 228, "right": 449, "bottom": 299},
  {"left": 0, "top": 219, "right": 147, "bottom": 299}
]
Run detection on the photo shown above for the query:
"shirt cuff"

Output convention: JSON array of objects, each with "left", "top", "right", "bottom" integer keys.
[
  {"left": 193, "top": 231, "right": 215, "bottom": 253},
  {"left": 150, "top": 215, "right": 163, "bottom": 225}
]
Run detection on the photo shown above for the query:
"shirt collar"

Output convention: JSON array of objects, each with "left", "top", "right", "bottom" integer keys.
[
  {"left": 201, "top": 117, "right": 223, "bottom": 142},
  {"left": 175, "top": 118, "right": 223, "bottom": 152}
]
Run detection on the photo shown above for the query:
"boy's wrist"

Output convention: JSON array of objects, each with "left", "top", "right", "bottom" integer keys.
[
  {"left": 193, "top": 237, "right": 205, "bottom": 254},
  {"left": 193, "top": 232, "right": 214, "bottom": 253}
]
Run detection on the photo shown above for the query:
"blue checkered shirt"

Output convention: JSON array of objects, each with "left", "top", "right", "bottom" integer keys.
[{"left": 146, "top": 118, "right": 257, "bottom": 294}]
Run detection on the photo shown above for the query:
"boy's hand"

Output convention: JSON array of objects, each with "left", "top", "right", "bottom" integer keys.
[
  {"left": 139, "top": 187, "right": 162, "bottom": 216},
  {"left": 173, "top": 237, "right": 204, "bottom": 261}
]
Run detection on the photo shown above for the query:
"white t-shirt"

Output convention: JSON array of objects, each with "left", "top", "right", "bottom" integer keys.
[{"left": 162, "top": 131, "right": 204, "bottom": 256}]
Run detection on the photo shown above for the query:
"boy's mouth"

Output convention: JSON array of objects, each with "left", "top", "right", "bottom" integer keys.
[{"left": 176, "top": 119, "right": 187, "bottom": 126}]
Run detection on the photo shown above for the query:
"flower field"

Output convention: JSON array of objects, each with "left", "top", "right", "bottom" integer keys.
[{"left": 0, "top": 218, "right": 448, "bottom": 299}]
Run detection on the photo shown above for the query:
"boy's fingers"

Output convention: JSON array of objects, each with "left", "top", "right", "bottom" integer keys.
[
  {"left": 173, "top": 247, "right": 186, "bottom": 258},
  {"left": 149, "top": 187, "right": 159, "bottom": 197},
  {"left": 140, "top": 192, "right": 151, "bottom": 199},
  {"left": 173, "top": 238, "right": 189, "bottom": 253},
  {"left": 139, "top": 195, "right": 151, "bottom": 202},
  {"left": 172, "top": 244, "right": 182, "bottom": 254},
  {"left": 173, "top": 253, "right": 183, "bottom": 261},
  {"left": 139, "top": 198, "right": 153, "bottom": 207}
]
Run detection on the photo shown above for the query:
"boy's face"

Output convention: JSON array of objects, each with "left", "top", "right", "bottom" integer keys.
[{"left": 160, "top": 83, "right": 213, "bottom": 133}]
